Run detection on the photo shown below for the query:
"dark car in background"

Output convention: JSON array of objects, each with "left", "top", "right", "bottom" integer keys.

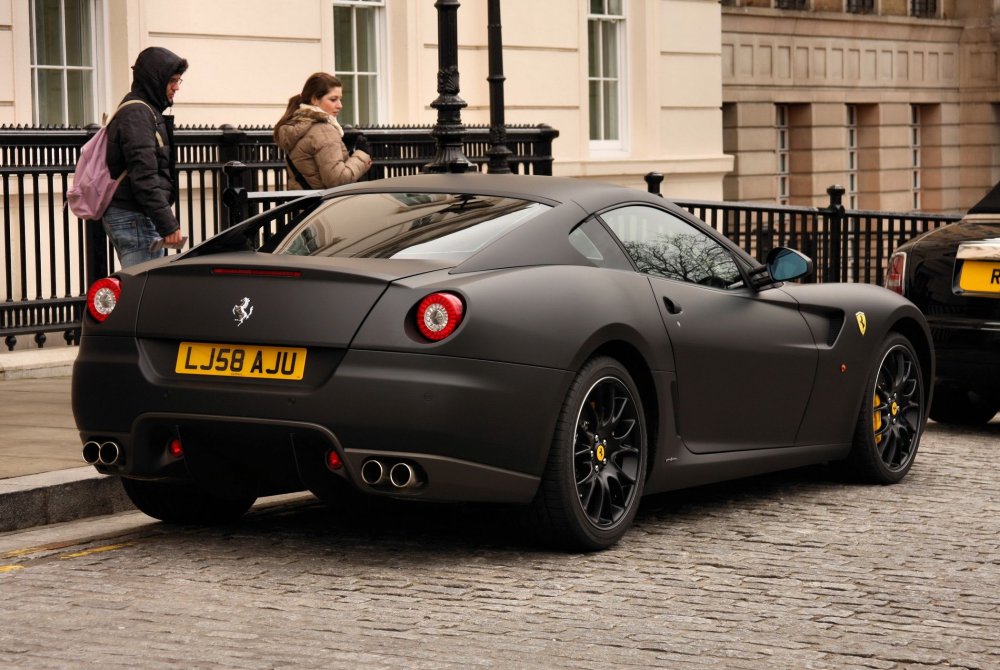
[
  {"left": 74, "top": 174, "right": 933, "bottom": 550},
  {"left": 886, "top": 182, "right": 1000, "bottom": 425}
]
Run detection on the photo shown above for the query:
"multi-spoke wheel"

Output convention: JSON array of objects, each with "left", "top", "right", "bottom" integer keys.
[
  {"left": 844, "top": 333, "right": 925, "bottom": 483},
  {"left": 531, "top": 356, "right": 647, "bottom": 551}
]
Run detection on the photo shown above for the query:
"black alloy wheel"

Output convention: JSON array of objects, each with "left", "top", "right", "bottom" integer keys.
[
  {"left": 845, "top": 333, "right": 925, "bottom": 483},
  {"left": 531, "top": 357, "right": 647, "bottom": 551}
]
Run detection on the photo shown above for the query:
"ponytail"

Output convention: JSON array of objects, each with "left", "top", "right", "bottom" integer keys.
[{"left": 274, "top": 94, "right": 304, "bottom": 142}]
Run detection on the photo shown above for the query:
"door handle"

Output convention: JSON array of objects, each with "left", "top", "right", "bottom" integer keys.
[{"left": 662, "top": 296, "right": 682, "bottom": 315}]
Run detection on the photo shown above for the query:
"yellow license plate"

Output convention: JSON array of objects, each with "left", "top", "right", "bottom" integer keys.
[
  {"left": 175, "top": 342, "right": 307, "bottom": 380},
  {"left": 958, "top": 261, "right": 1000, "bottom": 293}
]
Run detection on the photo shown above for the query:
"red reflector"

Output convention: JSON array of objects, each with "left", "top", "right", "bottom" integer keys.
[
  {"left": 168, "top": 438, "right": 184, "bottom": 458},
  {"left": 416, "top": 292, "right": 465, "bottom": 341},
  {"left": 211, "top": 268, "right": 302, "bottom": 278},
  {"left": 86, "top": 277, "right": 121, "bottom": 322},
  {"left": 325, "top": 450, "right": 343, "bottom": 471}
]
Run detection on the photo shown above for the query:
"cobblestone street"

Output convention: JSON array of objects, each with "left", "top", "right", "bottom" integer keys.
[{"left": 1, "top": 420, "right": 998, "bottom": 669}]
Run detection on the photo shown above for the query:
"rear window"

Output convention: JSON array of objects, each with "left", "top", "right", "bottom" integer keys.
[{"left": 273, "top": 192, "right": 551, "bottom": 262}]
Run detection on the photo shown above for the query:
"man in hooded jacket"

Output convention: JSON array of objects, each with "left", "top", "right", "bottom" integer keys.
[{"left": 103, "top": 46, "right": 188, "bottom": 267}]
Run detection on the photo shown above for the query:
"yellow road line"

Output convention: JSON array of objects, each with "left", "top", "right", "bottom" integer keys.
[{"left": 58, "top": 542, "right": 133, "bottom": 559}]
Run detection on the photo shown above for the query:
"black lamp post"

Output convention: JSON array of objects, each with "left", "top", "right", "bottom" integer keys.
[
  {"left": 486, "top": 0, "right": 512, "bottom": 174},
  {"left": 424, "top": 0, "right": 472, "bottom": 173}
]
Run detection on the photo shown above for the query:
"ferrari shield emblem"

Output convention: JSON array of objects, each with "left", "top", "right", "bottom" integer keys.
[{"left": 855, "top": 311, "right": 867, "bottom": 336}]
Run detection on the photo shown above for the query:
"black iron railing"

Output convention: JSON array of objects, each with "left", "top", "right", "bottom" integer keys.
[
  {"left": 643, "top": 173, "right": 958, "bottom": 285},
  {"left": 1, "top": 124, "right": 960, "bottom": 349},
  {"left": 0, "top": 123, "right": 558, "bottom": 350}
]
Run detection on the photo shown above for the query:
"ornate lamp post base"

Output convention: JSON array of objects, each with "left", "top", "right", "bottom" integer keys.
[{"left": 425, "top": 0, "right": 473, "bottom": 174}]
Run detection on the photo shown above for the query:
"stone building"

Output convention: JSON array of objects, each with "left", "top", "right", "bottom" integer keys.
[
  {"left": 722, "top": 0, "right": 1000, "bottom": 212},
  {"left": 1, "top": 0, "right": 998, "bottom": 211}
]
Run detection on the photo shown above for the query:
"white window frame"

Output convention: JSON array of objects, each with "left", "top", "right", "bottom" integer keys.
[
  {"left": 28, "top": 0, "right": 106, "bottom": 127},
  {"left": 846, "top": 104, "right": 858, "bottom": 209},
  {"left": 329, "top": 0, "right": 386, "bottom": 127},
  {"left": 911, "top": 104, "right": 921, "bottom": 210},
  {"left": 776, "top": 104, "right": 789, "bottom": 205},
  {"left": 588, "top": 0, "right": 627, "bottom": 152}
]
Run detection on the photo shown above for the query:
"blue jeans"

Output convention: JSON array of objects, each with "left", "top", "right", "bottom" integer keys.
[{"left": 102, "top": 206, "right": 164, "bottom": 268}]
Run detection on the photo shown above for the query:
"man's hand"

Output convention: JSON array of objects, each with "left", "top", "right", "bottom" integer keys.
[{"left": 164, "top": 230, "right": 183, "bottom": 245}]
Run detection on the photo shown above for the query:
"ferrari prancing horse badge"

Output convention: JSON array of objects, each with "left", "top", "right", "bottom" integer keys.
[{"left": 855, "top": 311, "right": 867, "bottom": 336}]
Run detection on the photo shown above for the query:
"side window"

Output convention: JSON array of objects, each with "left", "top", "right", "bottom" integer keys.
[
  {"left": 568, "top": 218, "right": 634, "bottom": 271},
  {"left": 602, "top": 205, "right": 745, "bottom": 289}
]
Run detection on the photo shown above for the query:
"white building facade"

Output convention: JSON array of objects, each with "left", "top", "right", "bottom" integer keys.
[{"left": 0, "top": 0, "right": 730, "bottom": 198}]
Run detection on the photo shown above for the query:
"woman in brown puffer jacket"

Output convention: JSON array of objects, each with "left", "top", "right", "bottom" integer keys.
[{"left": 274, "top": 72, "right": 372, "bottom": 189}]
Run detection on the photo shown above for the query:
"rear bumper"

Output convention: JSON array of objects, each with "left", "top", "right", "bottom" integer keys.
[
  {"left": 72, "top": 336, "right": 573, "bottom": 503},
  {"left": 929, "top": 321, "right": 1000, "bottom": 393}
]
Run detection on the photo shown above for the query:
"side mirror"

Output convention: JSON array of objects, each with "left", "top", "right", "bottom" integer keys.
[{"left": 766, "top": 247, "right": 814, "bottom": 282}]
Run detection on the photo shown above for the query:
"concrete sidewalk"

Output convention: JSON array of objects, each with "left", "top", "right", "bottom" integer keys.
[{"left": 0, "top": 347, "right": 134, "bottom": 532}]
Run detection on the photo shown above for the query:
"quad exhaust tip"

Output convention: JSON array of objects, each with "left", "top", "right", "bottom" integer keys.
[
  {"left": 82, "top": 440, "right": 122, "bottom": 466},
  {"left": 360, "top": 459, "right": 423, "bottom": 490}
]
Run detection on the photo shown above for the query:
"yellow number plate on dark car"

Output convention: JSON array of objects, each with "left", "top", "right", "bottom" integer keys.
[
  {"left": 175, "top": 342, "right": 307, "bottom": 380},
  {"left": 958, "top": 261, "right": 1000, "bottom": 293}
]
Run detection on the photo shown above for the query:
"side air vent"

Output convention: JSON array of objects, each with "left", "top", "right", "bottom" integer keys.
[{"left": 826, "top": 311, "right": 845, "bottom": 346}]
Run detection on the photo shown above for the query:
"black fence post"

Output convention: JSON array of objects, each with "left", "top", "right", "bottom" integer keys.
[
  {"left": 83, "top": 219, "right": 108, "bottom": 287},
  {"left": 219, "top": 125, "right": 247, "bottom": 227},
  {"left": 824, "top": 184, "right": 846, "bottom": 283},
  {"left": 534, "top": 124, "right": 558, "bottom": 176},
  {"left": 222, "top": 161, "right": 250, "bottom": 228},
  {"left": 645, "top": 172, "right": 664, "bottom": 197}
]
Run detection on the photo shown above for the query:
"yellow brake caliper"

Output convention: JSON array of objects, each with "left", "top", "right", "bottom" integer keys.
[{"left": 873, "top": 393, "right": 883, "bottom": 445}]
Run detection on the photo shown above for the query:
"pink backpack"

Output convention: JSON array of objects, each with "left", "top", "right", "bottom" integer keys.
[{"left": 67, "top": 100, "right": 156, "bottom": 220}]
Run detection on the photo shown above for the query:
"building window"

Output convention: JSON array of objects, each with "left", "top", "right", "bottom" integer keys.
[
  {"left": 909, "top": 0, "right": 937, "bottom": 17},
  {"left": 29, "top": 0, "right": 98, "bottom": 126},
  {"left": 774, "top": 0, "right": 809, "bottom": 9},
  {"left": 846, "top": 105, "right": 858, "bottom": 209},
  {"left": 333, "top": 0, "right": 384, "bottom": 126},
  {"left": 910, "top": 104, "right": 921, "bottom": 210},
  {"left": 846, "top": 0, "right": 875, "bottom": 13},
  {"left": 776, "top": 104, "right": 789, "bottom": 205},
  {"left": 588, "top": 0, "right": 625, "bottom": 145}
]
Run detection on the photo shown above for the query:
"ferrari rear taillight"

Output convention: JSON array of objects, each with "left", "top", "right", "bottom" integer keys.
[
  {"left": 885, "top": 252, "right": 907, "bottom": 296},
  {"left": 86, "top": 277, "right": 121, "bottom": 322},
  {"left": 416, "top": 292, "right": 465, "bottom": 341}
]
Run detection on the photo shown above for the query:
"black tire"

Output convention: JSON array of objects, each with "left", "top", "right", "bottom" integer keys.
[
  {"left": 843, "top": 333, "right": 925, "bottom": 484},
  {"left": 531, "top": 357, "right": 647, "bottom": 551},
  {"left": 121, "top": 477, "right": 256, "bottom": 524},
  {"left": 928, "top": 386, "right": 1000, "bottom": 426}
]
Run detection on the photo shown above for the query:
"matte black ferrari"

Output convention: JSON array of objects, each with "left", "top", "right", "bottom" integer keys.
[
  {"left": 74, "top": 174, "right": 933, "bottom": 550},
  {"left": 886, "top": 182, "right": 1000, "bottom": 425}
]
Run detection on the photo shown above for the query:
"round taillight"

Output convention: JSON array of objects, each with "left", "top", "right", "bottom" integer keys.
[
  {"left": 87, "top": 277, "right": 121, "bottom": 322},
  {"left": 416, "top": 292, "right": 465, "bottom": 341}
]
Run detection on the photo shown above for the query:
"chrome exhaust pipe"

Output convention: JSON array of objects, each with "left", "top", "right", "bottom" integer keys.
[
  {"left": 82, "top": 441, "right": 101, "bottom": 465},
  {"left": 98, "top": 441, "right": 121, "bottom": 466},
  {"left": 360, "top": 459, "right": 387, "bottom": 486},
  {"left": 389, "top": 462, "right": 420, "bottom": 489}
]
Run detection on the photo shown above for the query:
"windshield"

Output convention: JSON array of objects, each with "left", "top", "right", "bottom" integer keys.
[{"left": 273, "top": 192, "right": 551, "bottom": 263}]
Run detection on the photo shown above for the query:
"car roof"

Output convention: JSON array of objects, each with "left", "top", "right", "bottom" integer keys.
[
  {"left": 328, "top": 173, "right": 665, "bottom": 210},
  {"left": 968, "top": 180, "right": 1000, "bottom": 215}
]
